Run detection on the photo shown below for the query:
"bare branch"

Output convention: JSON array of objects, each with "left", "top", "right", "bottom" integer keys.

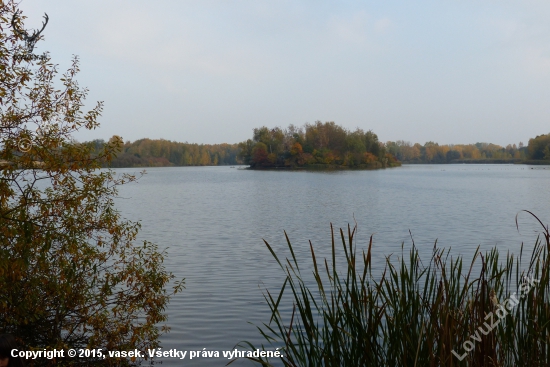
[{"left": 11, "top": 11, "right": 49, "bottom": 53}]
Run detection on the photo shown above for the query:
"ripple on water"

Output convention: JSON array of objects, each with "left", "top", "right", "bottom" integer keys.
[{"left": 112, "top": 164, "right": 550, "bottom": 366}]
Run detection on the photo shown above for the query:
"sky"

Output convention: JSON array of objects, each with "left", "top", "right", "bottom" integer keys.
[{"left": 19, "top": 0, "right": 550, "bottom": 146}]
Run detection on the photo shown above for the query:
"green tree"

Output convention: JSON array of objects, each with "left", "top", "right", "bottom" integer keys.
[
  {"left": 363, "top": 130, "right": 380, "bottom": 156},
  {"left": 527, "top": 133, "right": 550, "bottom": 160},
  {"left": 238, "top": 139, "right": 254, "bottom": 165},
  {"left": 0, "top": 3, "right": 183, "bottom": 365},
  {"left": 446, "top": 150, "right": 461, "bottom": 161},
  {"left": 346, "top": 131, "right": 366, "bottom": 154}
]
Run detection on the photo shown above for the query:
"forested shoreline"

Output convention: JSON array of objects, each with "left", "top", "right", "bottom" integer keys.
[
  {"left": 87, "top": 126, "right": 550, "bottom": 168},
  {"left": 385, "top": 133, "right": 550, "bottom": 164},
  {"left": 385, "top": 141, "right": 527, "bottom": 164},
  {"left": 88, "top": 138, "right": 241, "bottom": 167}
]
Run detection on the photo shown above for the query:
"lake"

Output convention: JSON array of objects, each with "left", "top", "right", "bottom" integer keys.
[{"left": 113, "top": 164, "right": 550, "bottom": 366}]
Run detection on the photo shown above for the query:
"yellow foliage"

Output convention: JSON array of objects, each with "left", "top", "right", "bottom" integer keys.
[{"left": 0, "top": 3, "right": 184, "bottom": 365}]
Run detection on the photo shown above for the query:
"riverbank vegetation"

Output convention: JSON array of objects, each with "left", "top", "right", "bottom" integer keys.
[
  {"left": 237, "top": 122, "right": 400, "bottom": 169},
  {"left": 88, "top": 138, "right": 241, "bottom": 167},
  {"left": 385, "top": 140, "right": 528, "bottom": 164},
  {"left": 243, "top": 212, "right": 550, "bottom": 366},
  {"left": 87, "top": 130, "right": 550, "bottom": 169},
  {"left": 385, "top": 133, "right": 550, "bottom": 164}
]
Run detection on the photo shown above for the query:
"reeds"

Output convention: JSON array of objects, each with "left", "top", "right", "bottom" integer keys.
[{"left": 239, "top": 211, "right": 550, "bottom": 367}]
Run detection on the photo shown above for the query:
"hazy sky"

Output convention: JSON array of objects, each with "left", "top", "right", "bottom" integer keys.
[{"left": 20, "top": 0, "right": 550, "bottom": 146}]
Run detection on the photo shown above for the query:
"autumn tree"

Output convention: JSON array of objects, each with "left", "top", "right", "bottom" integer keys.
[
  {"left": 251, "top": 142, "right": 269, "bottom": 167},
  {"left": 0, "top": 2, "right": 183, "bottom": 365}
]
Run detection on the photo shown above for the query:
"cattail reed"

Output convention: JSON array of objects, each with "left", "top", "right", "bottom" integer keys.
[{"left": 238, "top": 211, "right": 550, "bottom": 367}]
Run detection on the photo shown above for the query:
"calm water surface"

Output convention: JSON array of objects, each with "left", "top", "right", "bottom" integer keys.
[{"left": 113, "top": 164, "right": 550, "bottom": 366}]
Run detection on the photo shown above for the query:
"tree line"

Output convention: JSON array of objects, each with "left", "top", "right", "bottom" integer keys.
[
  {"left": 87, "top": 130, "right": 550, "bottom": 168},
  {"left": 384, "top": 141, "right": 528, "bottom": 164},
  {"left": 88, "top": 138, "right": 241, "bottom": 167},
  {"left": 385, "top": 135, "right": 550, "bottom": 164},
  {"left": 237, "top": 121, "right": 400, "bottom": 169}
]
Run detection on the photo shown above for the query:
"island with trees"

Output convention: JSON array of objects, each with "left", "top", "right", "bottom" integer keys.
[{"left": 237, "top": 121, "right": 400, "bottom": 169}]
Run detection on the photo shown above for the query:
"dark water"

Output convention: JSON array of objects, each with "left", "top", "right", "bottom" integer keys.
[{"left": 113, "top": 164, "right": 550, "bottom": 366}]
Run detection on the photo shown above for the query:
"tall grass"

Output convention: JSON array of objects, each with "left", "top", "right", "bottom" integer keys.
[{"left": 238, "top": 211, "right": 550, "bottom": 367}]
